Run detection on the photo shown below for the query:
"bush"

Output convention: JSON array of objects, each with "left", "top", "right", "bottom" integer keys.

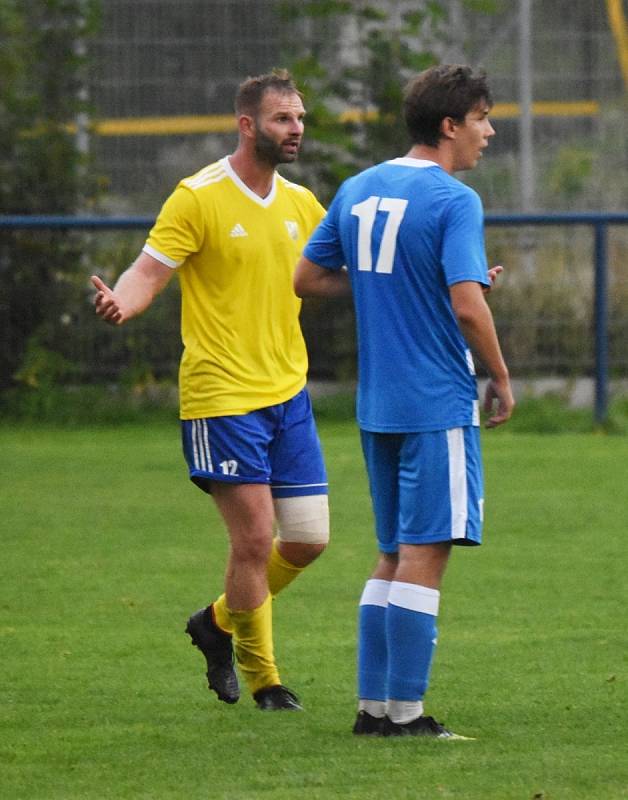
[
  {"left": 0, "top": 0, "right": 99, "bottom": 389},
  {"left": 2, "top": 383, "right": 626, "bottom": 434}
]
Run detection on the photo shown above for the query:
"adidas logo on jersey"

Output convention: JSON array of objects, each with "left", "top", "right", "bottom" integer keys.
[{"left": 230, "top": 223, "right": 248, "bottom": 238}]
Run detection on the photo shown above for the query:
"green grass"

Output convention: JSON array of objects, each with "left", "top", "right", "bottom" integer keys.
[{"left": 1, "top": 421, "right": 628, "bottom": 799}]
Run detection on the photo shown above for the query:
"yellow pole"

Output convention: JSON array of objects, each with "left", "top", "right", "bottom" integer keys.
[{"left": 607, "top": 0, "right": 628, "bottom": 90}]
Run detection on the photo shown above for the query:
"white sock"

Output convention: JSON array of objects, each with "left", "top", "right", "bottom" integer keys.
[
  {"left": 358, "top": 699, "right": 386, "bottom": 718},
  {"left": 387, "top": 699, "right": 424, "bottom": 725}
]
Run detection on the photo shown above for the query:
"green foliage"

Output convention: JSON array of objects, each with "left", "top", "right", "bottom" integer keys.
[
  {"left": 547, "top": 145, "right": 594, "bottom": 201},
  {"left": 0, "top": 0, "right": 100, "bottom": 389},
  {"left": 0, "top": 382, "right": 177, "bottom": 426},
  {"left": 11, "top": 336, "right": 73, "bottom": 389},
  {"left": 312, "top": 390, "right": 356, "bottom": 422},
  {"left": 3, "top": 381, "right": 628, "bottom": 434},
  {"left": 527, "top": 102, "right": 628, "bottom": 211},
  {"left": 463, "top": 0, "right": 503, "bottom": 11},
  {"left": 605, "top": 396, "right": 628, "bottom": 434},
  {"left": 503, "top": 393, "right": 596, "bottom": 434},
  {"left": 278, "top": 0, "right": 353, "bottom": 16},
  {"left": 278, "top": 1, "right": 447, "bottom": 202},
  {"left": 0, "top": 0, "right": 99, "bottom": 213}
]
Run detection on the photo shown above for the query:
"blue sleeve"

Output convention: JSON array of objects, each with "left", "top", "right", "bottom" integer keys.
[
  {"left": 302, "top": 190, "right": 346, "bottom": 271},
  {"left": 441, "top": 188, "right": 489, "bottom": 287}
]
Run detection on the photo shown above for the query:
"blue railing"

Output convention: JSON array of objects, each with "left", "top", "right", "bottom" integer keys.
[
  {"left": 0, "top": 215, "right": 155, "bottom": 230},
  {"left": 485, "top": 213, "right": 628, "bottom": 424},
  {"left": 2, "top": 211, "right": 628, "bottom": 424}
]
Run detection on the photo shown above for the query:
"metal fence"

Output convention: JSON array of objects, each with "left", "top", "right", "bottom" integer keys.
[
  {"left": 484, "top": 213, "right": 628, "bottom": 422},
  {"left": 2, "top": 212, "right": 628, "bottom": 422},
  {"left": 84, "top": 1, "right": 628, "bottom": 213}
]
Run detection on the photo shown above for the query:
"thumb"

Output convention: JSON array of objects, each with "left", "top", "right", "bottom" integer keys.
[{"left": 91, "top": 274, "right": 110, "bottom": 293}]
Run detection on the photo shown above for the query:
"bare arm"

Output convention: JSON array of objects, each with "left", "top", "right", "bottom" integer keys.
[
  {"left": 91, "top": 251, "right": 175, "bottom": 325},
  {"left": 449, "top": 280, "right": 514, "bottom": 428},
  {"left": 294, "top": 256, "right": 351, "bottom": 298}
]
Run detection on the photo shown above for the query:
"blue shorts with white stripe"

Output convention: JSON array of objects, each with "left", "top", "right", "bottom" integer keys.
[
  {"left": 180, "top": 388, "right": 328, "bottom": 499},
  {"left": 360, "top": 426, "right": 484, "bottom": 551}
]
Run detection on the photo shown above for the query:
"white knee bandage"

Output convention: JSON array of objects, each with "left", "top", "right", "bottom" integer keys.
[{"left": 274, "top": 495, "right": 330, "bottom": 544}]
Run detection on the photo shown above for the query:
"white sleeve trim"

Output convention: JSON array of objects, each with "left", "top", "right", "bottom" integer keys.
[{"left": 142, "top": 243, "right": 181, "bottom": 269}]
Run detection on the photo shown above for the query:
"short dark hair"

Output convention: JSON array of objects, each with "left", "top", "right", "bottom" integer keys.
[
  {"left": 235, "top": 69, "right": 302, "bottom": 117},
  {"left": 403, "top": 64, "right": 493, "bottom": 147}
]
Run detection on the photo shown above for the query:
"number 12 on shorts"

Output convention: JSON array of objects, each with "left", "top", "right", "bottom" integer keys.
[
  {"left": 219, "top": 459, "right": 239, "bottom": 475},
  {"left": 351, "top": 196, "right": 408, "bottom": 274}
]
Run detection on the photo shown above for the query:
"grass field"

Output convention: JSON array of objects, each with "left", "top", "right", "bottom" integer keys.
[{"left": 1, "top": 420, "right": 628, "bottom": 799}]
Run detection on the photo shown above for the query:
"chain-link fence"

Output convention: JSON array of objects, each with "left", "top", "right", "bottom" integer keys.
[
  {"left": 86, "top": 1, "right": 628, "bottom": 213},
  {"left": 3, "top": 216, "right": 626, "bottom": 385},
  {"left": 3, "top": 0, "right": 628, "bottom": 394}
]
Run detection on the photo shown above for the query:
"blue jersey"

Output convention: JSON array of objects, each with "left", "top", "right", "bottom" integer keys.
[{"left": 303, "top": 158, "right": 490, "bottom": 433}]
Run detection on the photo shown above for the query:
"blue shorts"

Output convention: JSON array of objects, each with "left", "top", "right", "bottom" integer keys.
[
  {"left": 181, "top": 389, "right": 328, "bottom": 499},
  {"left": 360, "top": 426, "right": 484, "bottom": 552}
]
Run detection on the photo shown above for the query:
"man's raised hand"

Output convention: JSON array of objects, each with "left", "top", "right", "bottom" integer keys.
[
  {"left": 91, "top": 275, "right": 123, "bottom": 325},
  {"left": 483, "top": 265, "right": 503, "bottom": 294}
]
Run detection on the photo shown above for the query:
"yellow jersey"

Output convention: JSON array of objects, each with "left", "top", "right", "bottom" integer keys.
[{"left": 144, "top": 157, "right": 326, "bottom": 419}]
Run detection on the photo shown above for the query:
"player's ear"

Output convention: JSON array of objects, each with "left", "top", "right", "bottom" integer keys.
[
  {"left": 238, "top": 113, "right": 255, "bottom": 140},
  {"left": 440, "top": 116, "right": 458, "bottom": 140}
]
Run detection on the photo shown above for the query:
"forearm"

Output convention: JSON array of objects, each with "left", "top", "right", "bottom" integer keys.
[
  {"left": 112, "top": 263, "right": 164, "bottom": 319},
  {"left": 303, "top": 269, "right": 350, "bottom": 298},
  {"left": 450, "top": 280, "right": 514, "bottom": 427},
  {"left": 450, "top": 282, "right": 507, "bottom": 378},
  {"left": 457, "top": 302, "right": 509, "bottom": 382},
  {"left": 294, "top": 257, "right": 351, "bottom": 298},
  {"left": 94, "top": 252, "right": 174, "bottom": 325}
]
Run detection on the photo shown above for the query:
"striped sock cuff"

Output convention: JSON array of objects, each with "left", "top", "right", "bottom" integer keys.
[
  {"left": 388, "top": 581, "right": 440, "bottom": 616},
  {"left": 359, "top": 579, "right": 391, "bottom": 607}
]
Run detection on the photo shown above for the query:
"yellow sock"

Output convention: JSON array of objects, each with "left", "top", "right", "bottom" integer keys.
[
  {"left": 267, "top": 538, "right": 305, "bottom": 596},
  {"left": 212, "top": 594, "right": 233, "bottom": 635},
  {"left": 231, "top": 594, "right": 280, "bottom": 694},
  {"left": 211, "top": 540, "right": 303, "bottom": 634}
]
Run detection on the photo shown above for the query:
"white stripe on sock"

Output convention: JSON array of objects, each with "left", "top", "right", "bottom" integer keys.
[
  {"left": 388, "top": 581, "right": 440, "bottom": 616},
  {"left": 359, "top": 579, "right": 391, "bottom": 607}
]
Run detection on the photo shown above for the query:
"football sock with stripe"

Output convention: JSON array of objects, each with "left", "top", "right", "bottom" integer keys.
[
  {"left": 357, "top": 579, "right": 391, "bottom": 709},
  {"left": 386, "top": 581, "right": 439, "bottom": 720}
]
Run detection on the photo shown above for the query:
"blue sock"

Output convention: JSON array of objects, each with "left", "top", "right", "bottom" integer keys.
[
  {"left": 386, "top": 581, "right": 439, "bottom": 701},
  {"left": 357, "top": 579, "right": 390, "bottom": 701}
]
